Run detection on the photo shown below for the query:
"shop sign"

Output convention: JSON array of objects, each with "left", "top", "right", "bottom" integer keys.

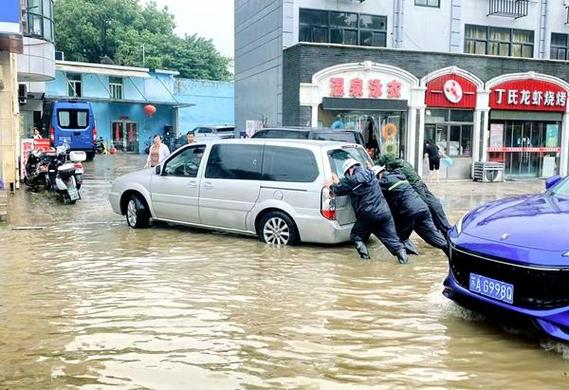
[
  {"left": 489, "top": 124, "right": 504, "bottom": 148},
  {"left": 329, "top": 77, "right": 406, "bottom": 100},
  {"left": 546, "top": 124, "right": 559, "bottom": 148},
  {"left": 487, "top": 146, "right": 561, "bottom": 153},
  {"left": 425, "top": 74, "right": 477, "bottom": 109},
  {"left": 490, "top": 79, "right": 568, "bottom": 112}
]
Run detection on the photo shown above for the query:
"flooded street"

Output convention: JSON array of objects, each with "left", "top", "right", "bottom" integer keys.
[{"left": 1, "top": 154, "right": 568, "bottom": 389}]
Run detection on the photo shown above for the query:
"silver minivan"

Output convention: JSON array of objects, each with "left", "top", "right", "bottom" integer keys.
[{"left": 109, "top": 139, "right": 371, "bottom": 245}]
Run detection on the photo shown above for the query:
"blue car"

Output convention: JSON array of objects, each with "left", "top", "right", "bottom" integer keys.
[{"left": 444, "top": 175, "right": 569, "bottom": 341}]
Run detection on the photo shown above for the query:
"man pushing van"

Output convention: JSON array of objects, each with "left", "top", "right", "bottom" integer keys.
[{"left": 325, "top": 159, "right": 409, "bottom": 264}]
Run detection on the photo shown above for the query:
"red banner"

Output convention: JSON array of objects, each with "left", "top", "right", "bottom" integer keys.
[
  {"left": 33, "top": 138, "right": 51, "bottom": 151},
  {"left": 426, "top": 74, "right": 477, "bottom": 109},
  {"left": 487, "top": 147, "right": 561, "bottom": 153},
  {"left": 490, "top": 79, "right": 567, "bottom": 112}
]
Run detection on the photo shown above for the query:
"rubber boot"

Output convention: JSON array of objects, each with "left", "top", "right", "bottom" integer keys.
[
  {"left": 355, "top": 241, "right": 370, "bottom": 260},
  {"left": 404, "top": 239, "right": 420, "bottom": 256},
  {"left": 397, "top": 249, "right": 409, "bottom": 264}
]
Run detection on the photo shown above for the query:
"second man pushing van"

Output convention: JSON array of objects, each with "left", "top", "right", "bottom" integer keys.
[{"left": 325, "top": 159, "right": 409, "bottom": 264}]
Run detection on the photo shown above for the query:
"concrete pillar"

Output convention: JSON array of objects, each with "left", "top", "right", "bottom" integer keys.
[
  {"left": 560, "top": 113, "right": 569, "bottom": 176},
  {"left": 471, "top": 109, "right": 482, "bottom": 177},
  {"left": 417, "top": 107, "right": 426, "bottom": 177},
  {"left": 480, "top": 109, "right": 490, "bottom": 163},
  {"left": 406, "top": 107, "right": 417, "bottom": 166},
  {"left": 0, "top": 51, "right": 20, "bottom": 190},
  {"left": 311, "top": 104, "right": 318, "bottom": 127}
]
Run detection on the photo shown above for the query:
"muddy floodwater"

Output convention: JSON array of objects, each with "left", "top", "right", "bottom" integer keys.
[{"left": 1, "top": 154, "right": 568, "bottom": 389}]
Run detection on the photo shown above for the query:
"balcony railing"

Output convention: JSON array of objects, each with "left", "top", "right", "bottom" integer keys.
[{"left": 488, "top": 0, "right": 529, "bottom": 18}]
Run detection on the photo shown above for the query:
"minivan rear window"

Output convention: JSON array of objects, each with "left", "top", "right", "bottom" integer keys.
[
  {"left": 312, "top": 132, "right": 360, "bottom": 144},
  {"left": 328, "top": 147, "right": 372, "bottom": 178},
  {"left": 57, "top": 109, "right": 89, "bottom": 129},
  {"left": 205, "top": 144, "right": 262, "bottom": 180},
  {"left": 262, "top": 146, "right": 318, "bottom": 182}
]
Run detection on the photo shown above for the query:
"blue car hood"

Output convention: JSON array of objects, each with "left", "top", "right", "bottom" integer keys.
[{"left": 462, "top": 194, "right": 569, "bottom": 252}]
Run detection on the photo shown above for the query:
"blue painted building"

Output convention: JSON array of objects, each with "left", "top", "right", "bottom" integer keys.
[{"left": 44, "top": 61, "right": 234, "bottom": 153}]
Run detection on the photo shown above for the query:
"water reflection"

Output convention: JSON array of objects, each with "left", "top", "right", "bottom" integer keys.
[{"left": 1, "top": 155, "right": 568, "bottom": 388}]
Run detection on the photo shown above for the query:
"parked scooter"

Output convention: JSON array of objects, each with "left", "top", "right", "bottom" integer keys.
[
  {"left": 45, "top": 143, "right": 86, "bottom": 204},
  {"left": 96, "top": 137, "right": 106, "bottom": 154}
]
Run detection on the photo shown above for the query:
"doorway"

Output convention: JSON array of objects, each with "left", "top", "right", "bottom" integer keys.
[
  {"left": 424, "top": 124, "right": 473, "bottom": 157},
  {"left": 112, "top": 121, "right": 139, "bottom": 153}
]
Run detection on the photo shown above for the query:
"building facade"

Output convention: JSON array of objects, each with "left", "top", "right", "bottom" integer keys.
[
  {"left": 44, "top": 62, "right": 235, "bottom": 154},
  {"left": 235, "top": 0, "right": 569, "bottom": 179}
]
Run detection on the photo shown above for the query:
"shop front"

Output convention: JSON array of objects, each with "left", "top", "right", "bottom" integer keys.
[
  {"left": 300, "top": 61, "right": 424, "bottom": 163},
  {"left": 486, "top": 74, "right": 569, "bottom": 178},
  {"left": 420, "top": 67, "right": 484, "bottom": 179}
]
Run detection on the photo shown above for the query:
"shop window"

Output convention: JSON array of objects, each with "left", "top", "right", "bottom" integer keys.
[
  {"left": 415, "top": 0, "right": 440, "bottom": 8},
  {"left": 109, "top": 77, "right": 123, "bottom": 100},
  {"left": 67, "top": 73, "right": 82, "bottom": 97},
  {"left": 551, "top": 33, "right": 569, "bottom": 60},
  {"left": 465, "top": 25, "right": 534, "bottom": 58},
  {"left": 299, "top": 9, "right": 387, "bottom": 47},
  {"left": 450, "top": 110, "right": 474, "bottom": 122}
]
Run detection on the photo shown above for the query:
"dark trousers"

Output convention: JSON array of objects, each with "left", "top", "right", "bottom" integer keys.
[
  {"left": 395, "top": 210, "right": 448, "bottom": 251},
  {"left": 414, "top": 182, "right": 452, "bottom": 235},
  {"left": 351, "top": 212, "right": 404, "bottom": 256}
]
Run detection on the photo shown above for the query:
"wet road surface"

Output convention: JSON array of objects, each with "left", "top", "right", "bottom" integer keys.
[{"left": 1, "top": 154, "right": 568, "bottom": 389}]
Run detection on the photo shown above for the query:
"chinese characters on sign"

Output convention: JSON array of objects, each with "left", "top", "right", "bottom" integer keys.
[
  {"left": 490, "top": 80, "right": 568, "bottom": 112},
  {"left": 330, "top": 77, "right": 404, "bottom": 99},
  {"left": 495, "top": 88, "right": 567, "bottom": 107}
]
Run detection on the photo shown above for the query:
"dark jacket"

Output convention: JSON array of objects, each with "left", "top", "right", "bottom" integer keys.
[
  {"left": 377, "top": 154, "right": 421, "bottom": 186},
  {"left": 378, "top": 170, "right": 429, "bottom": 218},
  {"left": 332, "top": 165, "right": 390, "bottom": 218}
]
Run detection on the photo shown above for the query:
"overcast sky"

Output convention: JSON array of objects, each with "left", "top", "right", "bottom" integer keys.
[{"left": 150, "top": 0, "right": 234, "bottom": 58}]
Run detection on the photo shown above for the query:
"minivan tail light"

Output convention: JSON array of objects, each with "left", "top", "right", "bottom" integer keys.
[
  {"left": 321, "top": 187, "right": 336, "bottom": 221},
  {"left": 49, "top": 127, "right": 55, "bottom": 144},
  {"left": 93, "top": 127, "right": 97, "bottom": 143}
]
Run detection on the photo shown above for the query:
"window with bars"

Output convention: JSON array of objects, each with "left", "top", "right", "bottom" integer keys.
[
  {"left": 299, "top": 9, "right": 387, "bottom": 47},
  {"left": 551, "top": 33, "right": 569, "bottom": 60},
  {"left": 464, "top": 25, "right": 534, "bottom": 58},
  {"left": 67, "top": 73, "right": 82, "bottom": 97},
  {"left": 415, "top": 0, "right": 440, "bottom": 8},
  {"left": 109, "top": 77, "right": 123, "bottom": 100}
]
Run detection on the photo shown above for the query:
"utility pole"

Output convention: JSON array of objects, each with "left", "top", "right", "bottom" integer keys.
[{"left": 142, "top": 44, "right": 145, "bottom": 67}]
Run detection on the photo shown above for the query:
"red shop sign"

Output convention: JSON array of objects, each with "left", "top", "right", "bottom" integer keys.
[
  {"left": 490, "top": 79, "right": 567, "bottom": 112},
  {"left": 426, "top": 74, "right": 477, "bottom": 109},
  {"left": 329, "top": 77, "right": 404, "bottom": 99}
]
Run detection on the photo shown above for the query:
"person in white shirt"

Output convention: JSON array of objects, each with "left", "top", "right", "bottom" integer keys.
[{"left": 145, "top": 135, "right": 170, "bottom": 168}]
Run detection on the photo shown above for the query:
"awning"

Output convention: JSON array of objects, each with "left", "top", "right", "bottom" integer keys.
[
  {"left": 490, "top": 110, "right": 563, "bottom": 121},
  {"left": 56, "top": 63, "right": 151, "bottom": 79},
  {"left": 322, "top": 97, "right": 408, "bottom": 111}
]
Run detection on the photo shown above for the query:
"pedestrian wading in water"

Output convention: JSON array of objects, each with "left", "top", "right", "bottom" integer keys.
[{"left": 324, "top": 158, "right": 409, "bottom": 264}]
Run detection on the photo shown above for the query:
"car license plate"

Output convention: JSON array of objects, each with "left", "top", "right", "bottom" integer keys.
[
  {"left": 67, "top": 187, "right": 80, "bottom": 201},
  {"left": 469, "top": 273, "right": 514, "bottom": 304}
]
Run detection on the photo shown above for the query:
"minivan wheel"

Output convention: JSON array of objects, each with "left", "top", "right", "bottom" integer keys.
[
  {"left": 126, "top": 195, "right": 150, "bottom": 228},
  {"left": 259, "top": 211, "right": 298, "bottom": 246}
]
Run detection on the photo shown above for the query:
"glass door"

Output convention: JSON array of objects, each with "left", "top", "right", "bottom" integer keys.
[{"left": 112, "top": 121, "right": 139, "bottom": 153}]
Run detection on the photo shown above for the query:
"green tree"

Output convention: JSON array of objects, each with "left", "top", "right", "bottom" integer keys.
[{"left": 54, "top": 0, "right": 232, "bottom": 80}]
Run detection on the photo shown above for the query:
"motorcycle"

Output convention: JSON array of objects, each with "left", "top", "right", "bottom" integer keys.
[
  {"left": 46, "top": 143, "right": 86, "bottom": 204},
  {"left": 23, "top": 149, "right": 53, "bottom": 191},
  {"left": 96, "top": 137, "right": 106, "bottom": 154}
]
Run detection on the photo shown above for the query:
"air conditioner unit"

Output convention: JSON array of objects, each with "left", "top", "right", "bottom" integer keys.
[{"left": 473, "top": 162, "right": 505, "bottom": 182}]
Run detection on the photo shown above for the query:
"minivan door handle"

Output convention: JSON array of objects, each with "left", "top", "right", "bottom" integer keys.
[
  {"left": 203, "top": 182, "right": 213, "bottom": 189},
  {"left": 188, "top": 181, "right": 197, "bottom": 188}
]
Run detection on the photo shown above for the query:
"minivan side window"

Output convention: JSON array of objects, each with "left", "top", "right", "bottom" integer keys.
[
  {"left": 57, "top": 109, "right": 89, "bottom": 129},
  {"left": 205, "top": 144, "right": 262, "bottom": 180},
  {"left": 163, "top": 145, "right": 205, "bottom": 178},
  {"left": 262, "top": 146, "right": 318, "bottom": 182}
]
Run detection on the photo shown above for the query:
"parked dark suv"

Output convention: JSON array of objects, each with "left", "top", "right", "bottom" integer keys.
[{"left": 252, "top": 127, "right": 365, "bottom": 146}]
